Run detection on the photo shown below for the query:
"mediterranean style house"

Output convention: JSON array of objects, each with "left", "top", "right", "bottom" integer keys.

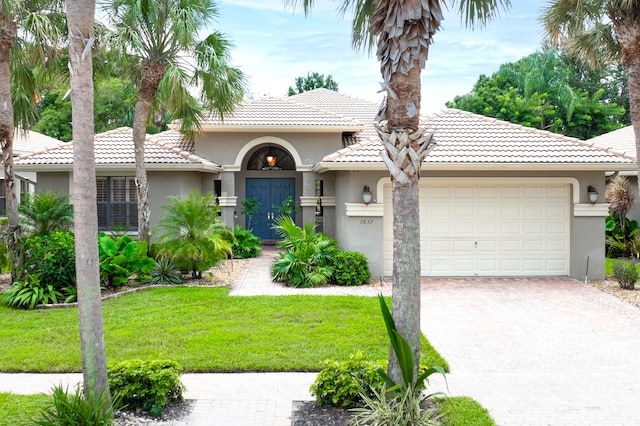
[{"left": 15, "top": 89, "right": 637, "bottom": 280}]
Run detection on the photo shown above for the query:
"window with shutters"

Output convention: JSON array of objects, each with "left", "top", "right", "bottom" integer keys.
[
  {"left": 0, "top": 184, "right": 5, "bottom": 216},
  {"left": 97, "top": 177, "right": 137, "bottom": 230}
]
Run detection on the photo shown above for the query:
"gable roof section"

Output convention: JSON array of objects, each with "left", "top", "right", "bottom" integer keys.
[
  {"left": 585, "top": 126, "right": 636, "bottom": 159},
  {"left": 13, "top": 130, "right": 63, "bottom": 156},
  {"left": 199, "top": 95, "right": 365, "bottom": 132},
  {"left": 14, "top": 127, "right": 220, "bottom": 173},
  {"left": 317, "top": 109, "right": 636, "bottom": 172}
]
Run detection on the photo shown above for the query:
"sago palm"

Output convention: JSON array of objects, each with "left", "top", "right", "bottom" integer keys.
[
  {"left": 287, "top": 0, "right": 510, "bottom": 383},
  {"left": 543, "top": 0, "right": 640, "bottom": 197},
  {"left": 19, "top": 191, "right": 73, "bottom": 237},
  {"left": 101, "top": 0, "right": 247, "bottom": 247}
]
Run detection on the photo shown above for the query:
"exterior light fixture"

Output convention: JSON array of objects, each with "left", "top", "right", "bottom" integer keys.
[
  {"left": 362, "top": 185, "right": 372, "bottom": 205},
  {"left": 587, "top": 185, "right": 598, "bottom": 205},
  {"left": 265, "top": 148, "right": 277, "bottom": 168}
]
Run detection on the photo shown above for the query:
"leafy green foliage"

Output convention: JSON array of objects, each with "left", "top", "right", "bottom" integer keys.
[
  {"left": 19, "top": 192, "right": 73, "bottom": 237},
  {"left": 148, "top": 257, "right": 185, "bottom": 285},
  {"left": 231, "top": 225, "right": 262, "bottom": 259},
  {"left": 311, "top": 352, "right": 387, "bottom": 408},
  {"left": 287, "top": 72, "right": 339, "bottom": 96},
  {"left": 613, "top": 261, "right": 638, "bottom": 290},
  {"left": 24, "top": 231, "right": 76, "bottom": 289},
  {"left": 0, "top": 218, "right": 12, "bottom": 272},
  {"left": 273, "top": 195, "right": 301, "bottom": 217},
  {"left": 271, "top": 216, "right": 338, "bottom": 287},
  {"left": 240, "top": 197, "right": 261, "bottom": 231},
  {"left": 332, "top": 251, "right": 371, "bottom": 286},
  {"left": 447, "top": 48, "right": 628, "bottom": 139},
  {"left": 605, "top": 214, "right": 639, "bottom": 258},
  {"left": 98, "top": 233, "right": 155, "bottom": 287},
  {"left": 1, "top": 273, "right": 62, "bottom": 309},
  {"left": 107, "top": 359, "right": 184, "bottom": 416},
  {"left": 154, "top": 191, "right": 232, "bottom": 278},
  {"left": 32, "top": 385, "right": 114, "bottom": 426},
  {"left": 0, "top": 392, "right": 47, "bottom": 426}
]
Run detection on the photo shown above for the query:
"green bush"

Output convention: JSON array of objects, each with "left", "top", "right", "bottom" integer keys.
[
  {"left": 98, "top": 233, "right": 155, "bottom": 287},
  {"left": 148, "top": 257, "right": 185, "bottom": 285},
  {"left": 2, "top": 273, "right": 63, "bottom": 309},
  {"left": 231, "top": 226, "right": 262, "bottom": 259},
  {"left": 332, "top": 251, "right": 370, "bottom": 286},
  {"left": 107, "top": 359, "right": 184, "bottom": 417},
  {"left": 613, "top": 260, "right": 638, "bottom": 289},
  {"left": 32, "top": 385, "right": 114, "bottom": 426},
  {"left": 19, "top": 191, "right": 73, "bottom": 238},
  {"left": 24, "top": 231, "right": 76, "bottom": 289},
  {"left": 310, "top": 352, "right": 386, "bottom": 408}
]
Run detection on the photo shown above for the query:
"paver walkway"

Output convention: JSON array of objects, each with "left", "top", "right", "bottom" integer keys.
[{"left": 2, "top": 249, "right": 640, "bottom": 425}]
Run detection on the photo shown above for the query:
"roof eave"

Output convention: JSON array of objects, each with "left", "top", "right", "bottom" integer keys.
[
  {"left": 199, "top": 124, "right": 364, "bottom": 133},
  {"left": 14, "top": 163, "right": 222, "bottom": 173}
]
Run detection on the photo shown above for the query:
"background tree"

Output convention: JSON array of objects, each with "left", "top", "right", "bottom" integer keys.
[
  {"left": 67, "top": 0, "right": 112, "bottom": 411},
  {"left": 543, "top": 1, "right": 640, "bottom": 195},
  {"left": 288, "top": 0, "right": 509, "bottom": 384},
  {"left": 102, "top": 0, "right": 247, "bottom": 247},
  {"left": 447, "top": 49, "right": 628, "bottom": 139},
  {"left": 0, "top": 0, "right": 64, "bottom": 280},
  {"left": 287, "top": 71, "right": 339, "bottom": 95}
]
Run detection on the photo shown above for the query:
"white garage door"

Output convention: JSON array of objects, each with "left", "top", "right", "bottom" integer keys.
[{"left": 383, "top": 180, "right": 570, "bottom": 276}]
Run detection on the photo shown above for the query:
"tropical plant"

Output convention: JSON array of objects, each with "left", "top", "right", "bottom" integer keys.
[
  {"left": 613, "top": 260, "right": 638, "bottom": 289},
  {"left": 2, "top": 273, "right": 62, "bottom": 309},
  {"left": 98, "top": 233, "right": 155, "bottom": 287},
  {"left": 543, "top": 1, "right": 640, "bottom": 202},
  {"left": 148, "top": 257, "right": 185, "bottom": 285},
  {"left": 287, "top": 72, "right": 339, "bottom": 96},
  {"left": 332, "top": 251, "right": 371, "bottom": 286},
  {"left": 605, "top": 215, "right": 639, "bottom": 258},
  {"left": 231, "top": 225, "right": 262, "bottom": 259},
  {"left": 107, "top": 359, "right": 185, "bottom": 417},
  {"left": 101, "top": 0, "right": 247, "bottom": 247},
  {"left": 287, "top": 0, "right": 510, "bottom": 383},
  {"left": 19, "top": 191, "right": 73, "bottom": 237},
  {"left": 271, "top": 216, "right": 337, "bottom": 287},
  {"left": 23, "top": 231, "right": 76, "bottom": 289},
  {"left": 67, "top": 0, "right": 112, "bottom": 407},
  {"left": 607, "top": 175, "right": 636, "bottom": 221},
  {"left": 241, "top": 197, "right": 261, "bottom": 231},
  {"left": 273, "top": 195, "right": 300, "bottom": 217},
  {"left": 154, "top": 190, "right": 232, "bottom": 278},
  {"left": 32, "top": 384, "right": 115, "bottom": 426}
]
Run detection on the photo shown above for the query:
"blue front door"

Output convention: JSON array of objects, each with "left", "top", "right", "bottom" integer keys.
[{"left": 246, "top": 178, "right": 295, "bottom": 240}]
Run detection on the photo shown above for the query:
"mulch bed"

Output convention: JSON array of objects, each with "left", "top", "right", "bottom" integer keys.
[{"left": 291, "top": 401, "right": 354, "bottom": 426}]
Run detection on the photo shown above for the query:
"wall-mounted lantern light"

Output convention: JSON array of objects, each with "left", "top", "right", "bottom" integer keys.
[
  {"left": 587, "top": 185, "right": 598, "bottom": 205},
  {"left": 265, "top": 148, "right": 277, "bottom": 168},
  {"left": 362, "top": 185, "right": 372, "bottom": 205}
]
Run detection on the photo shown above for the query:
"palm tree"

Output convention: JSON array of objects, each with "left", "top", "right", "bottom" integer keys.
[
  {"left": 66, "top": 0, "right": 112, "bottom": 412},
  {"left": 287, "top": 0, "right": 509, "bottom": 383},
  {"left": 102, "top": 0, "right": 247, "bottom": 247},
  {"left": 543, "top": 1, "right": 640, "bottom": 197},
  {"left": 0, "top": 0, "right": 64, "bottom": 279},
  {"left": 19, "top": 191, "right": 73, "bottom": 237}
]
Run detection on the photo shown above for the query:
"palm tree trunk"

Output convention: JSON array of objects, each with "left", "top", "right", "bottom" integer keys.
[
  {"left": 0, "top": 20, "right": 21, "bottom": 282},
  {"left": 133, "top": 60, "right": 166, "bottom": 247},
  {"left": 67, "top": 0, "right": 111, "bottom": 411}
]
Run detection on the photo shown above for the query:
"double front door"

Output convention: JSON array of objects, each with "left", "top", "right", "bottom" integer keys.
[{"left": 246, "top": 178, "right": 295, "bottom": 240}]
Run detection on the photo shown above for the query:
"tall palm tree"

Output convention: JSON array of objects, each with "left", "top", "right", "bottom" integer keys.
[
  {"left": 67, "top": 0, "right": 112, "bottom": 411},
  {"left": 102, "top": 0, "right": 246, "bottom": 247},
  {"left": 0, "top": 0, "right": 64, "bottom": 279},
  {"left": 287, "top": 0, "right": 509, "bottom": 383},
  {"left": 543, "top": 1, "right": 640, "bottom": 196}
]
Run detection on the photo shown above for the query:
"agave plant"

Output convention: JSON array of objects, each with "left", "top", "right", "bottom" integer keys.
[{"left": 149, "top": 257, "right": 185, "bottom": 285}]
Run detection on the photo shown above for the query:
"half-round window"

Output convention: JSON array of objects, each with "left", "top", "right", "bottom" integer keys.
[{"left": 246, "top": 146, "right": 295, "bottom": 170}]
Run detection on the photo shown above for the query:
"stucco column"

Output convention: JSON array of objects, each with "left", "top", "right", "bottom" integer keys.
[
  {"left": 219, "top": 172, "right": 236, "bottom": 228},
  {"left": 320, "top": 173, "right": 336, "bottom": 238},
  {"left": 300, "top": 172, "right": 318, "bottom": 229}
]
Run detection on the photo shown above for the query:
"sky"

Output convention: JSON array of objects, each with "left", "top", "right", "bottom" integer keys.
[{"left": 215, "top": 1, "right": 547, "bottom": 114}]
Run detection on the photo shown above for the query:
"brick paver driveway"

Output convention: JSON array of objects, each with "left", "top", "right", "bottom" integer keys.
[{"left": 420, "top": 278, "right": 640, "bottom": 426}]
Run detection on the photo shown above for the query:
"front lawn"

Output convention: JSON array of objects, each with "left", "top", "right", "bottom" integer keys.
[
  {"left": 0, "top": 287, "right": 447, "bottom": 372},
  {"left": 605, "top": 257, "right": 640, "bottom": 276},
  {"left": 0, "top": 393, "right": 45, "bottom": 426}
]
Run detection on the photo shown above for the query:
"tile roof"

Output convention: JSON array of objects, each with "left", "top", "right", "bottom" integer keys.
[
  {"left": 13, "top": 130, "right": 63, "bottom": 155},
  {"left": 320, "top": 109, "right": 636, "bottom": 170},
  {"left": 585, "top": 126, "right": 636, "bottom": 159},
  {"left": 14, "top": 127, "right": 220, "bottom": 171},
  {"left": 200, "top": 95, "right": 364, "bottom": 131}
]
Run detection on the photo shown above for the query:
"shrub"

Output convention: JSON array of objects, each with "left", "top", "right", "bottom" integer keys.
[
  {"left": 148, "top": 257, "right": 185, "bottom": 285},
  {"left": 98, "top": 233, "right": 155, "bottom": 287},
  {"left": 107, "top": 359, "right": 185, "bottom": 417},
  {"left": 311, "top": 352, "right": 386, "bottom": 408},
  {"left": 231, "top": 226, "right": 262, "bottom": 259},
  {"left": 2, "top": 273, "right": 63, "bottom": 309},
  {"left": 24, "top": 231, "right": 76, "bottom": 289},
  {"left": 32, "top": 384, "right": 114, "bottom": 426},
  {"left": 332, "top": 251, "right": 371, "bottom": 286},
  {"left": 613, "top": 260, "right": 638, "bottom": 290},
  {"left": 19, "top": 191, "right": 73, "bottom": 237}
]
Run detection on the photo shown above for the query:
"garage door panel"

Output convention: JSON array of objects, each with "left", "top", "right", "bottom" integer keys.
[{"left": 383, "top": 182, "right": 570, "bottom": 276}]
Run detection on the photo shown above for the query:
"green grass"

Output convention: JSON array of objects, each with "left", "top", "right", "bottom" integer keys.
[
  {"left": 605, "top": 257, "right": 640, "bottom": 276},
  {"left": 438, "top": 396, "right": 496, "bottom": 426},
  {"left": 0, "top": 287, "right": 448, "bottom": 373},
  {"left": 0, "top": 393, "right": 46, "bottom": 426}
]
